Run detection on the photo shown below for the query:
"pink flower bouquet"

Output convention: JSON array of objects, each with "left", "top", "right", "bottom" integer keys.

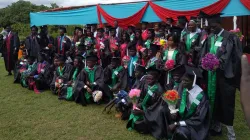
[
  {"left": 201, "top": 53, "right": 220, "bottom": 71},
  {"left": 128, "top": 89, "right": 141, "bottom": 110},
  {"left": 165, "top": 59, "right": 175, "bottom": 70},
  {"left": 229, "top": 28, "right": 244, "bottom": 42}
]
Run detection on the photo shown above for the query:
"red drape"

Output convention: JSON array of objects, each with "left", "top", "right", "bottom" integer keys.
[
  {"left": 149, "top": 0, "right": 230, "bottom": 22},
  {"left": 97, "top": 3, "right": 149, "bottom": 28},
  {"left": 241, "top": 0, "right": 250, "bottom": 10}
]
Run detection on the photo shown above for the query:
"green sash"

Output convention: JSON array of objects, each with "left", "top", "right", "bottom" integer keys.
[
  {"left": 207, "top": 35, "right": 223, "bottom": 114},
  {"left": 163, "top": 49, "right": 178, "bottom": 64},
  {"left": 185, "top": 33, "right": 198, "bottom": 52},
  {"left": 179, "top": 88, "right": 203, "bottom": 119},
  {"left": 110, "top": 66, "right": 123, "bottom": 88},
  {"left": 57, "top": 66, "right": 65, "bottom": 77},
  {"left": 145, "top": 39, "right": 151, "bottom": 49},
  {"left": 128, "top": 84, "right": 158, "bottom": 130},
  {"left": 84, "top": 66, "right": 97, "bottom": 102},
  {"left": 146, "top": 57, "right": 157, "bottom": 69},
  {"left": 130, "top": 34, "right": 135, "bottom": 42},
  {"left": 66, "top": 68, "right": 79, "bottom": 100}
]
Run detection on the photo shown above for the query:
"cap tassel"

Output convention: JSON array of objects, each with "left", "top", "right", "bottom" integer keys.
[
  {"left": 205, "top": 19, "right": 208, "bottom": 26},
  {"left": 167, "top": 72, "right": 170, "bottom": 84},
  {"left": 185, "top": 22, "right": 188, "bottom": 29},
  {"left": 192, "top": 71, "right": 196, "bottom": 87}
]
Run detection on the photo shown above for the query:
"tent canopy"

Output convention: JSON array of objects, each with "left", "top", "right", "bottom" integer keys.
[{"left": 30, "top": 0, "right": 250, "bottom": 26}]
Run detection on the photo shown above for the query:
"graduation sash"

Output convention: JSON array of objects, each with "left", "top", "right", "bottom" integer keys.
[
  {"left": 130, "top": 34, "right": 135, "bottom": 42},
  {"left": 57, "top": 66, "right": 65, "bottom": 77},
  {"left": 129, "top": 56, "right": 138, "bottom": 77},
  {"left": 66, "top": 68, "right": 79, "bottom": 100},
  {"left": 110, "top": 66, "right": 123, "bottom": 88},
  {"left": 179, "top": 88, "right": 203, "bottom": 119},
  {"left": 21, "top": 63, "right": 37, "bottom": 87},
  {"left": 163, "top": 49, "right": 178, "bottom": 64},
  {"left": 185, "top": 33, "right": 198, "bottom": 52},
  {"left": 84, "top": 66, "right": 97, "bottom": 101},
  {"left": 128, "top": 84, "right": 158, "bottom": 130},
  {"left": 145, "top": 39, "right": 151, "bottom": 49},
  {"left": 146, "top": 57, "right": 157, "bottom": 69},
  {"left": 57, "top": 36, "right": 66, "bottom": 55},
  {"left": 207, "top": 35, "right": 223, "bottom": 114}
]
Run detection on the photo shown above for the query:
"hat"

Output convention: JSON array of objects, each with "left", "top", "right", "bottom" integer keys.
[
  {"left": 190, "top": 16, "right": 197, "bottom": 23},
  {"left": 169, "top": 65, "right": 185, "bottom": 76},
  {"left": 30, "top": 25, "right": 38, "bottom": 31},
  {"left": 146, "top": 67, "right": 161, "bottom": 76},
  {"left": 198, "top": 11, "right": 210, "bottom": 18},
  {"left": 59, "top": 26, "right": 67, "bottom": 33},
  {"left": 207, "top": 13, "right": 224, "bottom": 24},
  {"left": 183, "top": 65, "right": 202, "bottom": 87},
  {"left": 177, "top": 16, "right": 188, "bottom": 24},
  {"left": 86, "top": 54, "right": 98, "bottom": 61},
  {"left": 170, "top": 26, "right": 182, "bottom": 35},
  {"left": 149, "top": 44, "right": 160, "bottom": 53},
  {"left": 128, "top": 43, "right": 137, "bottom": 51},
  {"left": 135, "top": 64, "right": 145, "bottom": 73},
  {"left": 111, "top": 57, "right": 121, "bottom": 63},
  {"left": 58, "top": 54, "right": 66, "bottom": 62},
  {"left": 166, "top": 17, "right": 174, "bottom": 24},
  {"left": 141, "top": 22, "right": 148, "bottom": 25}
]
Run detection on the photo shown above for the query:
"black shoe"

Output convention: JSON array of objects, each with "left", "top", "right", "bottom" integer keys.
[{"left": 210, "top": 129, "right": 222, "bottom": 136}]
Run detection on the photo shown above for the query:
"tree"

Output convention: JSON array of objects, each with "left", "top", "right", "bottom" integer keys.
[{"left": 50, "top": 3, "right": 59, "bottom": 9}]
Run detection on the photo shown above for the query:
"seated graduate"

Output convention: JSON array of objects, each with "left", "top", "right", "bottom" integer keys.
[
  {"left": 50, "top": 55, "right": 73, "bottom": 95},
  {"left": 127, "top": 67, "right": 163, "bottom": 132},
  {"left": 28, "top": 52, "right": 50, "bottom": 93},
  {"left": 132, "top": 64, "right": 146, "bottom": 89},
  {"left": 164, "top": 65, "right": 185, "bottom": 91},
  {"left": 104, "top": 57, "right": 128, "bottom": 97},
  {"left": 74, "top": 54, "right": 109, "bottom": 106},
  {"left": 127, "top": 43, "right": 139, "bottom": 89},
  {"left": 14, "top": 49, "right": 28, "bottom": 83},
  {"left": 169, "top": 66, "right": 210, "bottom": 140},
  {"left": 20, "top": 56, "right": 37, "bottom": 88},
  {"left": 59, "top": 55, "right": 83, "bottom": 100}
]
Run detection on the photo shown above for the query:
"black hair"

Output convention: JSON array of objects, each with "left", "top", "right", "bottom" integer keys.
[
  {"left": 167, "top": 32, "right": 180, "bottom": 44},
  {"left": 121, "top": 32, "right": 130, "bottom": 44}
]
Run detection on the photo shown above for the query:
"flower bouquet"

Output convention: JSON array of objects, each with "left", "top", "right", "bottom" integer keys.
[
  {"left": 229, "top": 28, "right": 244, "bottom": 41},
  {"left": 110, "top": 43, "right": 118, "bottom": 52},
  {"left": 165, "top": 59, "right": 175, "bottom": 70},
  {"left": 92, "top": 90, "right": 103, "bottom": 103},
  {"left": 136, "top": 45, "right": 143, "bottom": 52},
  {"left": 128, "top": 89, "right": 141, "bottom": 110},
  {"left": 163, "top": 90, "right": 180, "bottom": 114},
  {"left": 201, "top": 53, "right": 220, "bottom": 71},
  {"left": 159, "top": 39, "right": 166, "bottom": 47},
  {"left": 55, "top": 78, "right": 64, "bottom": 89}
]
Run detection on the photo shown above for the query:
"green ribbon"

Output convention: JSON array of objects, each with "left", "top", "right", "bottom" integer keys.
[
  {"left": 163, "top": 49, "right": 178, "bottom": 64},
  {"left": 72, "top": 68, "right": 78, "bottom": 81},
  {"left": 179, "top": 88, "right": 203, "bottom": 119},
  {"left": 110, "top": 66, "right": 123, "bottom": 88},
  {"left": 207, "top": 35, "right": 223, "bottom": 114},
  {"left": 145, "top": 39, "right": 151, "bottom": 49},
  {"left": 185, "top": 33, "right": 198, "bottom": 52},
  {"left": 57, "top": 66, "right": 65, "bottom": 77},
  {"left": 84, "top": 66, "right": 97, "bottom": 102},
  {"left": 128, "top": 84, "right": 158, "bottom": 130},
  {"left": 66, "top": 87, "right": 73, "bottom": 100}
]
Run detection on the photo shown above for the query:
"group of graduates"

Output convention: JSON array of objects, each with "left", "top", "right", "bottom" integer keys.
[{"left": 1, "top": 10, "right": 243, "bottom": 140}]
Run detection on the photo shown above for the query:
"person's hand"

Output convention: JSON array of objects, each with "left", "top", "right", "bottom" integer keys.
[
  {"left": 240, "top": 55, "right": 250, "bottom": 128},
  {"left": 87, "top": 87, "right": 92, "bottom": 94},
  {"left": 168, "top": 124, "right": 177, "bottom": 132}
]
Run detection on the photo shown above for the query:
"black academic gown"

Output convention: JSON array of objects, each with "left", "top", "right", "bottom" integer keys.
[
  {"left": 54, "top": 36, "right": 71, "bottom": 57},
  {"left": 2, "top": 32, "right": 20, "bottom": 72},
  {"left": 173, "top": 92, "right": 210, "bottom": 140},
  {"left": 128, "top": 83, "right": 164, "bottom": 133},
  {"left": 33, "top": 61, "right": 50, "bottom": 90},
  {"left": 201, "top": 30, "right": 242, "bottom": 125},
  {"left": 25, "top": 35, "right": 41, "bottom": 58},
  {"left": 50, "top": 64, "right": 73, "bottom": 95},
  {"left": 73, "top": 66, "right": 110, "bottom": 105}
]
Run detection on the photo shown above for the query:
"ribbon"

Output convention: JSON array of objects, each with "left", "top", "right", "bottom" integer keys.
[
  {"left": 110, "top": 66, "right": 123, "bottom": 88},
  {"left": 185, "top": 33, "right": 198, "bottom": 52},
  {"left": 84, "top": 66, "right": 97, "bottom": 102},
  {"left": 57, "top": 66, "right": 65, "bottom": 77}
]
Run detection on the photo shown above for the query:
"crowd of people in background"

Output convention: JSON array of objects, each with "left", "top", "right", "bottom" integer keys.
[{"left": 0, "top": 11, "right": 243, "bottom": 140}]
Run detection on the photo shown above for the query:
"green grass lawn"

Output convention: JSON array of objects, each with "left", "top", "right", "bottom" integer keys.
[{"left": 0, "top": 59, "right": 249, "bottom": 140}]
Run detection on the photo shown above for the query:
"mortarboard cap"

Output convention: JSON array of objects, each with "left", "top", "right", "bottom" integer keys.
[
  {"left": 97, "top": 27, "right": 105, "bottom": 33},
  {"left": 110, "top": 27, "right": 116, "bottom": 32},
  {"left": 169, "top": 65, "right": 185, "bottom": 76},
  {"left": 111, "top": 57, "right": 121, "bottom": 63},
  {"left": 40, "top": 25, "right": 47, "bottom": 29},
  {"left": 177, "top": 16, "right": 188, "bottom": 24},
  {"left": 148, "top": 28, "right": 155, "bottom": 33},
  {"left": 198, "top": 11, "right": 210, "bottom": 19},
  {"left": 86, "top": 54, "right": 98, "bottom": 61},
  {"left": 146, "top": 67, "right": 161, "bottom": 76},
  {"left": 183, "top": 65, "right": 202, "bottom": 87},
  {"left": 149, "top": 44, "right": 160, "bottom": 53},
  {"left": 170, "top": 26, "right": 182, "bottom": 35},
  {"left": 128, "top": 43, "right": 137, "bottom": 51},
  {"left": 135, "top": 28, "right": 142, "bottom": 33},
  {"left": 59, "top": 26, "right": 67, "bottom": 33},
  {"left": 207, "top": 13, "right": 223, "bottom": 24}
]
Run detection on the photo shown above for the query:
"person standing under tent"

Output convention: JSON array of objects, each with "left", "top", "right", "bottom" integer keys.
[{"left": 54, "top": 27, "right": 71, "bottom": 57}]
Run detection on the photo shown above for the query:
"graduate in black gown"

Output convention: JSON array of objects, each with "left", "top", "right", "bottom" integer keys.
[
  {"left": 54, "top": 27, "right": 71, "bottom": 57},
  {"left": 50, "top": 55, "right": 73, "bottom": 95},
  {"left": 74, "top": 54, "right": 110, "bottom": 106},
  {"left": 127, "top": 67, "right": 164, "bottom": 132},
  {"left": 59, "top": 55, "right": 83, "bottom": 100},
  {"left": 104, "top": 57, "right": 128, "bottom": 97},
  {"left": 25, "top": 25, "right": 41, "bottom": 58},
  {"left": 132, "top": 64, "right": 146, "bottom": 89},
  {"left": 201, "top": 13, "right": 242, "bottom": 139},
  {"left": 170, "top": 66, "right": 210, "bottom": 140},
  {"left": 177, "top": 16, "right": 188, "bottom": 41}
]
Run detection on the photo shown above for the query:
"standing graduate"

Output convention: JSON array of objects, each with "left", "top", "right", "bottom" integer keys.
[
  {"left": 104, "top": 57, "right": 128, "bottom": 96},
  {"left": 126, "top": 67, "right": 164, "bottom": 132},
  {"left": 182, "top": 19, "right": 201, "bottom": 67},
  {"left": 95, "top": 27, "right": 108, "bottom": 66},
  {"left": 201, "top": 13, "right": 242, "bottom": 139},
  {"left": 54, "top": 27, "right": 71, "bottom": 57},
  {"left": 127, "top": 43, "right": 139, "bottom": 89},
  {"left": 25, "top": 25, "right": 41, "bottom": 58},
  {"left": 59, "top": 56, "right": 83, "bottom": 100},
  {"left": 2, "top": 24, "right": 20, "bottom": 75},
  {"left": 128, "top": 24, "right": 136, "bottom": 43},
  {"left": 84, "top": 27, "right": 96, "bottom": 55},
  {"left": 144, "top": 29, "right": 155, "bottom": 49},
  {"left": 120, "top": 32, "right": 130, "bottom": 59},
  {"left": 169, "top": 66, "right": 210, "bottom": 140},
  {"left": 177, "top": 16, "right": 188, "bottom": 41},
  {"left": 74, "top": 54, "right": 110, "bottom": 105},
  {"left": 134, "top": 28, "right": 144, "bottom": 52},
  {"left": 146, "top": 44, "right": 160, "bottom": 69},
  {"left": 50, "top": 55, "right": 73, "bottom": 95},
  {"left": 20, "top": 56, "right": 37, "bottom": 88},
  {"left": 39, "top": 25, "right": 54, "bottom": 50},
  {"left": 28, "top": 52, "right": 50, "bottom": 93}
]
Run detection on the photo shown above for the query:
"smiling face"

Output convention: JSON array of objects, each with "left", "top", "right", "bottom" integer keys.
[
  {"left": 182, "top": 75, "right": 193, "bottom": 89},
  {"left": 188, "top": 21, "right": 197, "bottom": 32}
]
